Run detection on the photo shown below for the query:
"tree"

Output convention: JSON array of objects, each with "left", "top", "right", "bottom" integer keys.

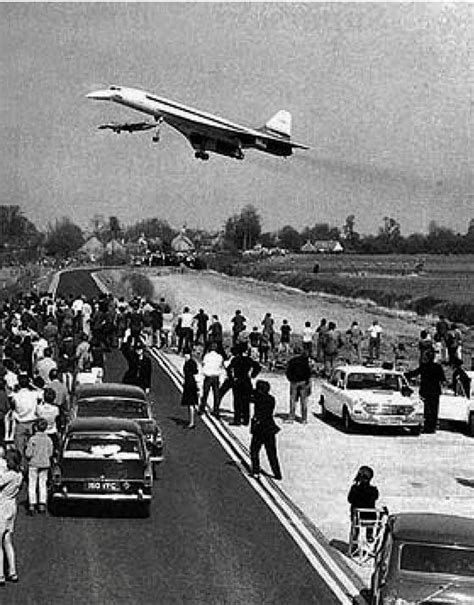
[
  {"left": 278, "top": 225, "right": 301, "bottom": 251},
  {"left": 44, "top": 217, "right": 84, "bottom": 258},
  {"left": 125, "top": 218, "right": 176, "bottom": 250},
  {"left": 224, "top": 204, "right": 262, "bottom": 250},
  {"left": 342, "top": 214, "right": 360, "bottom": 250},
  {"left": 301, "top": 222, "right": 341, "bottom": 243},
  {"left": 0, "top": 205, "right": 39, "bottom": 246}
]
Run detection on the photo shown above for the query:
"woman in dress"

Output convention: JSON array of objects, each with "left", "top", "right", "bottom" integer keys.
[
  {"left": 181, "top": 352, "right": 199, "bottom": 428},
  {"left": 0, "top": 448, "right": 23, "bottom": 586}
]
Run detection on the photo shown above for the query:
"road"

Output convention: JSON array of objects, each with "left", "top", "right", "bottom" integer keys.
[{"left": 8, "top": 270, "right": 342, "bottom": 604}]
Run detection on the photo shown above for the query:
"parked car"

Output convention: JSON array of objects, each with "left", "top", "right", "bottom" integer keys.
[
  {"left": 72, "top": 383, "right": 164, "bottom": 465},
  {"left": 318, "top": 365, "right": 423, "bottom": 434},
  {"left": 438, "top": 371, "right": 474, "bottom": 437},
  {"left": 50, "top": 417, "right": 153, "bottom": 517},
  {"left": 371, "top": 512, "right": 474, "bottom": 604}
]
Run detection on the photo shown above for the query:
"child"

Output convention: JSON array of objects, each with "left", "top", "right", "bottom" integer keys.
[{"left": 25, "top": 418, "right": 53, "bottom": 515}]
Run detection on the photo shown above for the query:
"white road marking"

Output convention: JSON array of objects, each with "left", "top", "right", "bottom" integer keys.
[{"left": 151, "top": 347, "right": 365, "bottom": 605}]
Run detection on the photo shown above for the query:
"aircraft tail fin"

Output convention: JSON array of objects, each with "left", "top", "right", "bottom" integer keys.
[{"left": 262, "top": 110, "right": 292, "bottom": 139}]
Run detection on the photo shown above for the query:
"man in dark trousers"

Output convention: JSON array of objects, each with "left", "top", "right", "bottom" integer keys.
[
  {"left": 121, "top": 339, "right": 152, "bottom": 394},
  {"left": 405, "top": 349, "right": 446, "bottom": 433},
  {"left": 194, "top": 309, "right": 209, "bottom": 346},
  {"left": 228, "top": 342, "right": 261, "bottom": 426},
  {"left": 285, "top": 346, "right": 312, "bottom": 423},
  {"left": 249, "top": 380, "right": 282, "bottom": 480}
]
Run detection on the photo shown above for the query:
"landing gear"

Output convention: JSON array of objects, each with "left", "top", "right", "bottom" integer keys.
[
  {"left": 235, "top": 149, "right": 244, "bottom": 160},
  {"left": 195, "top": 151, "right": 210, "bottom": 161},
  {"left": 152, "top": 116, "right": 163, "bottom": 143}
]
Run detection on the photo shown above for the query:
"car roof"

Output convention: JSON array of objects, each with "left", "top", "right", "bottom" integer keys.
[
  {"left": 390, "top": 513, "right": 474, "bottom": 547},
  {"left": 335, "top": 365, "right": 401, "bottom": 375},
  {"left": 67, "top": 417, "right": 143, "bottom": 435},
  {"left": 75, "top": 383, "right": 147, "bottom": 401}
]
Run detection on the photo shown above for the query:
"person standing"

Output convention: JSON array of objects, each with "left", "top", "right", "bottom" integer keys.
[
  {"left": 418, "top": 330, "right": 433, "bottom": 366},
  {"left": 206, "top": 315, "right": 224, "bottom": 356},
  {"left": 231, "top": 310, "right": 247, "bottom": 346},
  {"left": 367, "top": 321, "right": 383, "bottom": 362},
  {"left": 285, "top": 346, "right": 312, "bottom": 424},
  {"left": 11, "top": 373, "right": 41, "bottom": 461},
  {"left": 278, "top": 319, "right": 292, "bottom": 355},
  {"left": 181, "top": 352, "right": 199, "bottom": 429},
  {"left": 316, "top": 318, "right": 328, "bottom": 363},
  {"left": 198, "top": 343, "right": 224, "bottom": 417},
  {"left": 177, "top": 307, "right": 194, "bottom": 354},
  {"left": 121, "top": 340, "right": 152, "bottom": 394},
  {"left": 302, "top": 321, "right": 314, "bottom": 358},
  {"left": 405, "top": 349, "right": 446, "bottom": 433},
  {"left": 193, "top": 309, "right": 209, "bottom": 347},
  {"left": 346, "top": 321, "right": 363, "bottom": 363},
  {"left": 25, "top": 418, "right": 54, "bottom": 515},
  {"left": 323, "top": 322, "right": 342, "bottom": 377},
  {"left": 261, "top": 312, "right": 275, "bottom": 350},
  {"left": 249, "top": 380, "right": 282, "bottom": 480},
  {"left": 227, "top": 343, "right": 261, "bottom": 426},
  {"left": 0, "top": 449, "right": 23, "bottom": 585},
  {"left": 0, "top": 377, "right": 9, "bottom": 443}
]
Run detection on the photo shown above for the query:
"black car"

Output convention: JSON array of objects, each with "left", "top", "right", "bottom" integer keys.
[
  {"left": 50, "top": 417, "right": 153, "bottom": 517},
  {"left": 72, "top": 383, "right": 164, "bottom": 465}
]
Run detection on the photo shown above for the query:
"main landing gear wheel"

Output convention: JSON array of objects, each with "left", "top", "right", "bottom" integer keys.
[{"left": 195, "top": 151, "right": 210, "bottom": 161}]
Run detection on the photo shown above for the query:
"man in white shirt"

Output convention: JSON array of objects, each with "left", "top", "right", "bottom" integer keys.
[
  {"left": 11, "top": 373, "right": 42, "bottom": 458},
  {"left": 198, "top": 343, "right": 225, "bottom": 417},
  {"left": 36, "top": 348, "right": 57, "bottom": 383},
  {"left": 367, "top": 321, "right": 383, "bottom": 361},
  {"left": 178, "top": 306, "right": 195, "bottom": 354}
]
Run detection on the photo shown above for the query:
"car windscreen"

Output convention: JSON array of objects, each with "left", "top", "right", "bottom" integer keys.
[
  {"left": 77, "top": 398, "right": 148, "bottom": 419},
  {"left": 63, "top": 434, "right": 142, "bottom": 460},
  {"left": 346, "top": 373, "right": 402, "bottom": 391},
  {"left": 400, "top": 543, "right": 474, "bottom": 578}
]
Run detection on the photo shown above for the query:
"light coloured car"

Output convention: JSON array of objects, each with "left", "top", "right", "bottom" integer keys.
[
  {"left": 439, "top": 370, "right": 474, "bottom": 437},
  {"left": 319, "top": 365, "right": 423, "bottom": 434}
]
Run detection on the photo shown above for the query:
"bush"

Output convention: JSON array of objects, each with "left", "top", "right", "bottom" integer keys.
[{"left": 119, "top": 272, "right": 154, "bottom": 300}]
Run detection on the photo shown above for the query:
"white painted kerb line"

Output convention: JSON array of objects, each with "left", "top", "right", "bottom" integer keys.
[{"left": 150, "top": 348, "right": 364, "bottom": 605}]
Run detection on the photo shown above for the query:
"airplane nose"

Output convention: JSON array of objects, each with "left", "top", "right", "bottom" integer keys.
[{"left": 86, "top": 89, "right": 115, "bottom": 100}]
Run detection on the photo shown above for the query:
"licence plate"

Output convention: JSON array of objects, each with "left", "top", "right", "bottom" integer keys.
[
  {"left": 377, "top": 416, "right": 404, "bottom": 425},
  {"left": 85, "top": 481, "right": 120, "bottom": 492}
]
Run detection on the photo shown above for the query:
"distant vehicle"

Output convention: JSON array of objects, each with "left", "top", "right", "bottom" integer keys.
[
  {"left": 87, "top": 85, "right": 309, "bottom": 161},
  {"left": 371, "top": 513, "right": 474, "bottom": 604},
  {"left": 98, "top": 121, "right": 157, "bottom": 134},
  {"left": 319, "top": 365, "right": 423, "bottom": 434},
  {"left": 50, "top": 417, "right": 153, "bottom": 517},
  {"left": 438, "top": 371, "right": 474, "bottom": 437},
  {"left": 72, "top": 383, "right": 164, "bottom": 465}
]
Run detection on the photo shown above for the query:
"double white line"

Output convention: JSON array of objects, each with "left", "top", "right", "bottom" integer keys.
[{"left": 150, "top": 347, "right": 366, "bottom": 605}]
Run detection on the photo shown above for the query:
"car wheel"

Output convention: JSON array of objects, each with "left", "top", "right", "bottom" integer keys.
[
  {"left": 49, "top": 499, "right": 64, "bottom": 517},
  {"left": 468, "top": 413, "right": 474, "bottom": 437},
  {"left": 343, "top": 407, "right": 356, "bottom": 433},
  {"left": 137, "top": 502, "right": 151, "bottom": 518},
  {"left": 319, "top": 395, "right": 328, "bottom": 419}
]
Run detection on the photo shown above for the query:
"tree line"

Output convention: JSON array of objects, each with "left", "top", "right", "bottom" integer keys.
[{"left": 1, "top": 204, "right": 474, "bottom": 262}]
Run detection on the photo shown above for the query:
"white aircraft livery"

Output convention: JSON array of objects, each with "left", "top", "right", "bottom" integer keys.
[{"left": 87, "top": 86, "right": 309, "bottom": 161}]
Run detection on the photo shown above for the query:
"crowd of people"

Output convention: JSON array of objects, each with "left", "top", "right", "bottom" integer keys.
[{"left": 0, "top": 285, "right": 469, "bottom": 582}]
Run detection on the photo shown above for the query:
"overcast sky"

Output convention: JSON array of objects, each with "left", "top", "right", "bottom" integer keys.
[{"left": 1, "top": 3, "right": 472, "bottom": 236}]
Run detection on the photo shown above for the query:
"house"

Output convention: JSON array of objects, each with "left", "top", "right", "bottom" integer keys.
[
  {"left": 313, "top": 240, "right": 344, "bottom": 254},
  {"left": 105, "top": 239, "right": 126, "bottom": 258},
  {"left": 171, "top": 230, "right": 195, "bottom": 253},
  {"left": 300, "top": 240, "right": 316, "bottom": 253},
  {"left": 78, "top": 236, "right": 105, "bottom": 261}
]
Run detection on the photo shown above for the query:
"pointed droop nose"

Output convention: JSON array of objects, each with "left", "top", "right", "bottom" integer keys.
[{"left": 86, "top": 89, "right": 116, "bottom": 101}]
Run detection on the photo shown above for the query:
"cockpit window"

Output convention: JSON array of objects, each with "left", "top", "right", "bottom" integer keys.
[{"left": 109, "top": 86, "right": 121, "bottom": 91}]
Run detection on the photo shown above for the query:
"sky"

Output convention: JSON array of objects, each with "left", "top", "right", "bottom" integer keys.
[{"left": 1, "top": 3, "right": 472, "bottom": 236}]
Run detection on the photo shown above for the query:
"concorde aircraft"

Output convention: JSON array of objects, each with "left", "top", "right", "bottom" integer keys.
[
  {"left": 98, "top": 121, "right": 157, "bottom": 134},
  {"left": 87, "top": 86, "right": 309, "bottom": 161}
]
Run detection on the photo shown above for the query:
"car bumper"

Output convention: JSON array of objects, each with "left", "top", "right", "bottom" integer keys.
[
  {"left": 352, "top": 414, "right": 423, "bottom": 427},
  {"left": 51, "top": 492, "right": 152, "bottom": 502},
  {"left": 150, "top": 454, "right": 164, "bottom": 463}
]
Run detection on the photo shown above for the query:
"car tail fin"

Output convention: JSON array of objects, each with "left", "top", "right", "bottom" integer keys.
[{"left": 263, "top": 110, "right": 292, "bottom": 139}]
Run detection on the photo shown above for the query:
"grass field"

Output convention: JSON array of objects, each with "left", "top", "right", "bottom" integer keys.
[{"left": 218, "top": 254, "right": 474, "bottom": 326}]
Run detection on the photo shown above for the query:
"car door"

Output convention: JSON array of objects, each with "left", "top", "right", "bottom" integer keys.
[{"left": 324, "top": 370, "right": 343, "bottom": 417}]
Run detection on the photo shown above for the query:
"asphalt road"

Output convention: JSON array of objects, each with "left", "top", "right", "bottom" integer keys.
[{"left": 7, "top": 270, "right": 341, "bottom": 604}]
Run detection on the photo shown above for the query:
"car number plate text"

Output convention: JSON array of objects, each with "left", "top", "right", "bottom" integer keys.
[{"left": 85, "top": 481, "right": 120, "bottom": 491}]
